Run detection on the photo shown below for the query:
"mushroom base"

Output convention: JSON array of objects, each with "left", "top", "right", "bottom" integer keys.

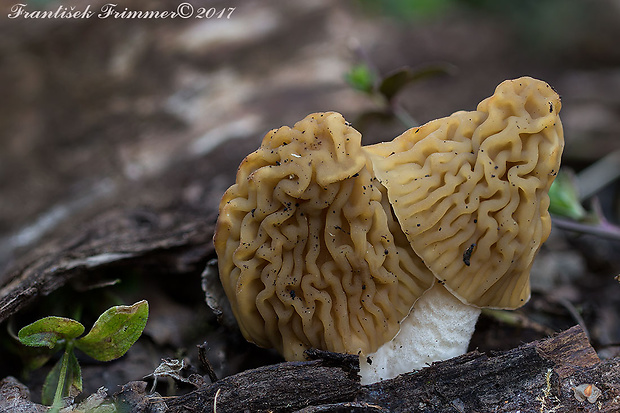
[{"left": 359, "top": 282, "right": 481, "bottom": 385}]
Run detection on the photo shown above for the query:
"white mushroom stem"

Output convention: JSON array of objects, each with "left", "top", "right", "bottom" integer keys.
[{"left": 359, "top": 281, "right": 481, "bottom": 385}]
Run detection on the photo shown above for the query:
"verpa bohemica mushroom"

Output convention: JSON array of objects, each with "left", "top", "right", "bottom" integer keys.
[
  {"left": 214, "top": 112, "right": 434, "bottom": 361},
  {"left": 214, "top": 77, "right": 564, "bottom": 385},
  {"left": 360, "top": 76, "right": 564, "bottom": 382}
]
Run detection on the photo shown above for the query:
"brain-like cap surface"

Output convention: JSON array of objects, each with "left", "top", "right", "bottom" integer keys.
[
  {"left": 364, "top": 77, "right": 564, "bottom": 309},
  {"left": 214, "top": 112, "right": 434, "bottom": 360}
]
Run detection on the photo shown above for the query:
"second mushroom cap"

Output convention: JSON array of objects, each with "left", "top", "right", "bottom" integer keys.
[{"left": 364, "top": 76, "right": 564, "bottom": 309}]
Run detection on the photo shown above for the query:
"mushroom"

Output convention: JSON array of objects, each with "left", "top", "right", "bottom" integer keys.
[
  {"left": 213, "top": 77, "right": 564, "bottom": 385},
  {"left": 214, "top": 112, "right": 434, "bottom": 361},
  {"left": 360, "top": 76, "right": 564, "bottom": 383}
]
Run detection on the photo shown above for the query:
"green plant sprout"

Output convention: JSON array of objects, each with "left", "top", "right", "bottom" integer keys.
[
  {"left": 549, "top": 169, "right": 586, "bottom": 220},
  {"left": 547, "top": 167, "right": 620, "bottom": 242},
  {"left": 17, "top": 300, "right": 149, "bottom": 412},
  {"left": 344, "top": 63, "right": 376, "bottom": 94},
  {"left": 345, "top": 61, "right": 456, "bottom": 129}
]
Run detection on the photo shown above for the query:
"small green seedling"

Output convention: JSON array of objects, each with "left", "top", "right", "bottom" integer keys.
[
  {"left": 17, "top": 300, "right": 149, "bottom": 411},
  {"left": 344, "top": 63, "right": 376, "bottom": 94},
  {"left": 344, "top": 61, "right": 456, "bottom": 130},
  {"left": 549, "top": 169, "right": 586, "bottom": 220}
]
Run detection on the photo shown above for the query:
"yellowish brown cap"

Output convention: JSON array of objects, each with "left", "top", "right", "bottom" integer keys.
[
  {"left": 364, "top": 77, "right": 564, "bottom": 309},
  {"left": 214, "top": 112, "right": 434, "bottom": 360}
]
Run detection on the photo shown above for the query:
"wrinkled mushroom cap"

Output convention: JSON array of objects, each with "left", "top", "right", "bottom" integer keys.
[
  {"left": 364, "top": 77, "right": 564, "bottom": 309},
  {"left": 214, "top": 112, "right": 434, "bottom": 360}
]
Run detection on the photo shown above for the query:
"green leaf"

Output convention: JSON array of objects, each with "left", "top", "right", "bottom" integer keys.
[
  {"left": 378, "top": 64, "right": 456, "bottom": 102},
  {"left": 344, "top": 64, "right": 376, "bottom": 94},
  {"left": 549, "top": 170, "right": 586, "bottom": 220},
  {"left": 42, "top": 349, "right": 82, "bottom": 405},
  {"left": 18, "top": 317, "right": 85, "bottom": 349},
  {"left": 76, "top": 300, "right": 149, "bottom": 362}
]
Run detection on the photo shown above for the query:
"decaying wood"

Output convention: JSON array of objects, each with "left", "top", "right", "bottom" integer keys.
[
  {"left": 164, "top": 326, "right": 620, "bottom": 413},
  {"left": 0, "top": 207, "right": 216, "bottom": 324},
  {"left": 0, "top": 376, "right": 47, "bottom": 413},
  {"left": 167, "top": 357, "right": 360, "bottom": 413},
  {"left": 357, "top": 325, "right": 612, "bottom": 412}
]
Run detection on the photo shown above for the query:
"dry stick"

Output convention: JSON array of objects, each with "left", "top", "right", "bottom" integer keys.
[
  {"left": 552, "top": 196, "right": 620, "bottom": 242},
  {"left": 551, "top": 149, "right": 620, "bottom": 241},
  {"left": 551, "top": 296, "right": 591, "bottom": 340},
  {"left": 552, "top": 216, "right": 620, "bottom": 241},
  {"left": 576, "top": 149, "right": 620, "bottom": 201},
  {"left": 197, "top": 342, "right": 219, "bottom": 383}
]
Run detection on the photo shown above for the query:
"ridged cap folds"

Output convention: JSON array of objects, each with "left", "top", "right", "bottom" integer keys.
[
  {"left": 364, "top": 77, "right": 564, "bottom": 309},
  {"left": 214, "top": 112, "right": 434, "bottom": 360}
]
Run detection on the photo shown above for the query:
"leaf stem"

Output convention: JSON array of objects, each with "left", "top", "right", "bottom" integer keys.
[
  {"left": 576, "top": 149, "right": 620, "bottom": 201},
  {"left": 50, "top": 341, "right": 74, "bottom": 412}
]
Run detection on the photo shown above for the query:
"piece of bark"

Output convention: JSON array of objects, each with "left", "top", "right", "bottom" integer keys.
[
  {"left": 0, "top": 207, "right": 216, "bottom": 324},
  {"left": 357, "top": 325, "right": 611, "bottom": 412},
  {"left": 165, "top": 326, "right": 620, "bottom": 413},
  {"left": 0, "top": 376, "right": 47, "bottom": 413},
  {"left": 114, "top": 381, "right": 167, "bottom": 413},
  {"left": 166, "top": 358, "right": 360, "bottom": 412}
]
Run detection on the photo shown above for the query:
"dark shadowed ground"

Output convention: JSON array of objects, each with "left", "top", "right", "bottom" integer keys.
[{"left": 1, "top": 0, "right": 620, "bottom": 409}]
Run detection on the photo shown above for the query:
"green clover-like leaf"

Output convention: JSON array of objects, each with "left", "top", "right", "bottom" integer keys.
[
  {"left": 75, "top": 300, "right": 149, "bottom": 362},
  {"left": 18, "top": 317, "right": 85, "bottom": 349}
]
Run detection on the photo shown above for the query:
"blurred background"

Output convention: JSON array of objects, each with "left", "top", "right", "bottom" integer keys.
[
  {"left": 1, "top": 0, "right": 620, "bottom": 403},
  {"left": 2, "top": 0, "right": 620, "bottom": 270}
]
